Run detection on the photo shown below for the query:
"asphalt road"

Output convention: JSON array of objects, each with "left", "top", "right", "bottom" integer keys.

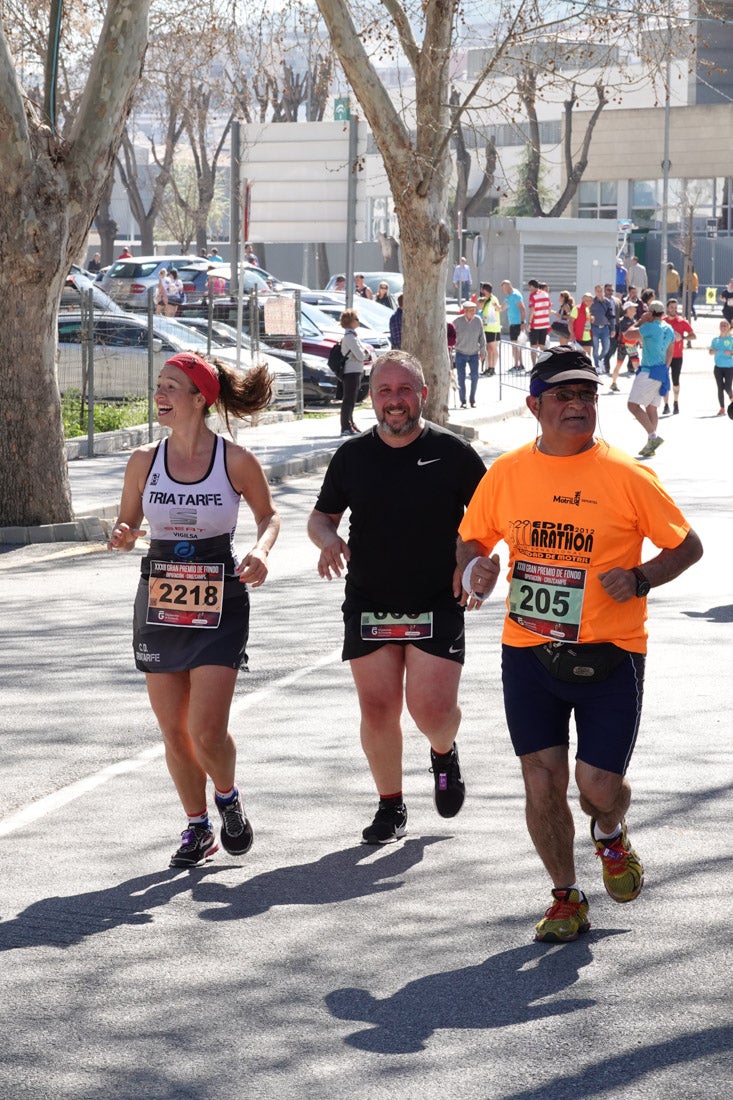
[{"left": 0, "top": 356, "right": 731, "bottom": 1099}]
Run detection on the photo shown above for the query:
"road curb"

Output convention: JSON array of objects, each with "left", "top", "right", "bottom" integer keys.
[{"left": 0, "top": 516, "right": 110, "bottom": 547}]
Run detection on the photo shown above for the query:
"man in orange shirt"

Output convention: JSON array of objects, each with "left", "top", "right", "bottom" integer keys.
[{"left": 456, "top": 347, "right": 702, "bottom": 943}]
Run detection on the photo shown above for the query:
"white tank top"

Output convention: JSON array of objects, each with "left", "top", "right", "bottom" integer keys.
[{"left": 143, "top": 436, "right": 241, "bottom": 547}]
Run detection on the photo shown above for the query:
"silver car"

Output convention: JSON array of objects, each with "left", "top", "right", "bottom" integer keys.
[
  {"left": 57, "top": 311, "right": 296, "bottom": 409},
  {"left": 100, "top": 255, "right": 209, "bottom": 310}
]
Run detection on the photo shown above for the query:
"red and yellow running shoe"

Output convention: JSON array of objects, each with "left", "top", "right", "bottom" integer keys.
[
  {"left": 592, "top": 819, "right": 644, "bottom": 903},
  {"left": 534, "top": 888, "right": 590, "bottom": 943}
]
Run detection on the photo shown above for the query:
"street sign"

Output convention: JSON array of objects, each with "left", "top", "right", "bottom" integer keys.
[
  {"left": 334, "top": 97, "right": 350, "bottom": 121},
  {"left": 706, "top": 218, "right": 718, "bottom": 239}
]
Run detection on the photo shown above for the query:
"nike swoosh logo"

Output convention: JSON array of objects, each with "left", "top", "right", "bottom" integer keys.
[
  {"left": 417, "top": 458, "right": 441, "bottom": 466},
  {"left": 448, "top": 644, "right": 463, "bottom": 654}
]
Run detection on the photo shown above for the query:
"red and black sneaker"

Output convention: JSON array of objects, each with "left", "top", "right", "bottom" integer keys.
[{"left": 215, "top": 791, "right": 254, "bottom": 856}]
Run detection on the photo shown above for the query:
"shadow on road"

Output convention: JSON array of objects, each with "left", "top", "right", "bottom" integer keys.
[
  {"left": 0, "top": 838, "right": 445, "bottom": 950},
  {"left": 325, "top": 930, "right": 627, "bottom": 1053},
  {"left": 194, "top": 836, "right": 447, "bottom": 921},
  {"left": 0, "top": 868, "right": 210, "bottom": 950},
  {"left": 506, "top": 1024, "right": 733, "bottom": 1099},
  {"left": 683, "top": 603, "right": 733, "bottom": 622}
]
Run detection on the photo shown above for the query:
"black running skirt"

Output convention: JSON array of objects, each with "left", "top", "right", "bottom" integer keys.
[{"left": 133, "top": 535, "right": 249, "bottom": 673}]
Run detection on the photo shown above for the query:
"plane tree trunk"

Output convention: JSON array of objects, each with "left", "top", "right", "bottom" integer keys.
[
  {"left": 0, "top": 1, "right": 152, "bottom": 527},
  {"left": 316, "top": 0, "right": 454, "bottom": 422}
]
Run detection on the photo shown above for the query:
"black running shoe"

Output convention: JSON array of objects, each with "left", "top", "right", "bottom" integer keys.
[
  {"left": 361, "top": 800, "right": 408, "bottom": 844},
  {"left": 170, "top": 824, "right": 219, "bottom": 868},
  {"left": 215, "top": 792, "right": 254, "bottom": 855},
  {"left": 430, "top": 744, "right": 466, "bottom": 818}
]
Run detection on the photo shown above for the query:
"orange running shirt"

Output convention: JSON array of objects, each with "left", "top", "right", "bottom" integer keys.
[{"left": 459, "top": 440, "right": 690, "bottom": 653}]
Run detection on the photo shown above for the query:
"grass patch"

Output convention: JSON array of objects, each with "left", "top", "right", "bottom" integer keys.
[{"left": 62, "top": 390, "right": 149, "bottom": 438}]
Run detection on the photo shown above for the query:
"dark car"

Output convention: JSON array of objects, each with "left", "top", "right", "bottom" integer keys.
[
  {"left": 177, "top": 295, "right": 334, "bottom": 357},
  {"left": 61, "top": 272, "right": 124, "bottom": 314},
  {"left": 178, "top": 294, "right": 384, "bottom": 369}
]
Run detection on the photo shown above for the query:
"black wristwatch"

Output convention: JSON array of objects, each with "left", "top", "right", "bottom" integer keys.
[{"left": 631, "top": 567, "right": 651, "bottom": 598}]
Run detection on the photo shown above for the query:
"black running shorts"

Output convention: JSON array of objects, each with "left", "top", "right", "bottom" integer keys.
[
  {"left": 342, "top": 604, "right": 466, "bottom": 664},
  {"left": 133, "top": 577, "right": 249, "bottom": 672}
]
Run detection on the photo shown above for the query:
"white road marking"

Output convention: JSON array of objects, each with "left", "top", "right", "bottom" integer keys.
[{"left": 0, "top": 648, "right": 343, "bottom": 837}]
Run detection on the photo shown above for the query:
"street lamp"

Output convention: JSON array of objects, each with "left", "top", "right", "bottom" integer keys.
[{"left": 659, "top": 21, "right": 672, "bottom": 296}]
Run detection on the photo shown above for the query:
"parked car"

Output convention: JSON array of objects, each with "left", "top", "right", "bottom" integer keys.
[
  {"left": 61, "top": 272, "right": 124, "bottom": 314},
  {"left": 69, "top": 262, "right": 96, "bottom": 280},
  {"left": 56, "top": 311, "right": 296, "bottom": 409},
  {"left": 176, "top": 263, "right": 271, "bottom": 306},
  {"left": 99, "top": 255, "right": 210, "bottom": 310},
  {"left": 178, "top": 294, "right": 382, "bottom": 378},
  {"left": 243, "top": 262, "right": 286, "bottom": 292},
  {"left": 299, "top": 300, "right": 390, "bottom": 357},
  {"left": 177, "top": 297, "right": 377, "bottom": 401},
  {"left": 174, "top": 316, "right": 340, "bottom": 406},
  {"left": 297, "top": 291, "right": 393, "bottom": 340},
  {"left": 324, "top": 271, "right": 404, "bottom": 297},
  {"left": 177, "top": 295, "right": 335, "bottom": 359}
]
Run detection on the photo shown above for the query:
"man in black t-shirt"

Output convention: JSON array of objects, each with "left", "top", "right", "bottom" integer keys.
[
  {"left": 719, "top": 278, "right": 733, "bottom": 323},
  {"left": 308, "top": 350, "right": 486, "bottom": 844}
]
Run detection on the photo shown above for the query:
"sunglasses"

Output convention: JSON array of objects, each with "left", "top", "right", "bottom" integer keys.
[{"left": 541, "top": 389, "right": 598, "bottom": 404}]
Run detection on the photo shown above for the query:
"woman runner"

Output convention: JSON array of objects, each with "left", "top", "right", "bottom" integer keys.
[{"left": 108, "top": 352, "right": 280, "bottom": 867}]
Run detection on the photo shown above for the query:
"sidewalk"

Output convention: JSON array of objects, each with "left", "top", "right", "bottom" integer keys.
[
  {"left": 2, "top": 314, "right": 724, "bottom": 546},
  {"left": 1, "top": 387, "right": 528, "bottom": 546}
]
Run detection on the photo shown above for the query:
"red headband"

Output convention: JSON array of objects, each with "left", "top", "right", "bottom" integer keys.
[{"left": 165, "top": 352, "right": 220, "bottom": 407}]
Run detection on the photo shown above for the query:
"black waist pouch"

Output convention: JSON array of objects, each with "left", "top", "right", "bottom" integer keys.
[{"left": 532, "top": 641, "right": 627, "bottom": 683}]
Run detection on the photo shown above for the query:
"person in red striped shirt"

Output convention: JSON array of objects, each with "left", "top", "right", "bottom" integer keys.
[{"left": 528, "top": 279, "right": 552, "bottom": 363}]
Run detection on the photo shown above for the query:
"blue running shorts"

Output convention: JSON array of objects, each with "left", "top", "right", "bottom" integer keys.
[{"left": 501, "top": 643, "right": 646, "bottom": 775}]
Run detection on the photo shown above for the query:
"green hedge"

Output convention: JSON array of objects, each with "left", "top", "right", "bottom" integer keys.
[{"left": 62, "top": 390, "right": 149, "bottom": 438}]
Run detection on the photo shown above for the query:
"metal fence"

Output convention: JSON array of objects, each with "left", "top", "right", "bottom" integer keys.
[
  {"left": 57, "top": 288, "right": 159, "bottom": 456},
  {"left": 496, "top": 336, "right": 533, "bottom": 400},
  {"left": 57, "top": 287, "right": 305, "bottom": 455}
]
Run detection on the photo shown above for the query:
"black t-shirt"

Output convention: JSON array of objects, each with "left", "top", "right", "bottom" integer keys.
[
  {"left": 721, "top": 289, "right": 733, "bottom": 320},
  {"left": 315, "top": 423, "right": 486, "bottom": 611},
  {"left": 618, "top": 315, "right": 637, "bottom": 341}
]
